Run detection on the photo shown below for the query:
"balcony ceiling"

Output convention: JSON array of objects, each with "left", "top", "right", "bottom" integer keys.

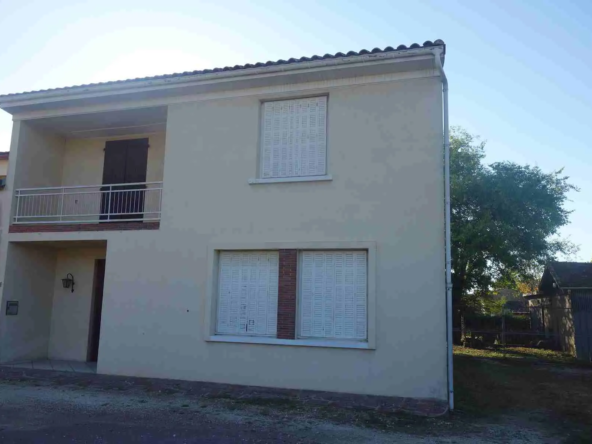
[{"left": 29, "top": 106, "right": 167, "bottom": 139}]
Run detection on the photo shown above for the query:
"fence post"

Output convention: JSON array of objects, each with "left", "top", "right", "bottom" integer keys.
[
  {"left": 502, "top": 313, "right": 506, "bottom": 357},
  {"left": 542, "top": 304, "right": 548, "bottom": 338}
]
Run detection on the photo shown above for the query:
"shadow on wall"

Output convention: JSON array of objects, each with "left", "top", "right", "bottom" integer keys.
[{"left": 0, "top": 242, "right": 106, "bottom": 364}]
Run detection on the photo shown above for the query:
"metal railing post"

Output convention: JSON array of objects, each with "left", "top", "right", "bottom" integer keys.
[
  {"left": 159, "top": 186, "right": 163, "bottom": 219},
  {"left": 107, "top": 185, "right": 112, "bottom": 221},
  {"left": 59, "top": 187, "right": 65, "bottom": 222},
  {"left": 14, "top": 190, "right": 21, "bottom": 224}
]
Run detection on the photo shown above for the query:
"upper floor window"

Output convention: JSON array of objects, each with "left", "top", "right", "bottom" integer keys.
[{"left": 260, "top": 96, "right": 327, "bottom": 179}]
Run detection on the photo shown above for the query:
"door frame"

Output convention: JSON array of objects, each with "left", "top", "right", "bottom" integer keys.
[{"left": 87, "top": 259, "right": 106, "bottom": 362}]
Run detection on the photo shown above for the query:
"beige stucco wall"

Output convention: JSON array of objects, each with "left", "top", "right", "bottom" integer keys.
[
  {"left": 48, "top": 247, "right": 106, "bottom": 361},
  {"left": 0, "top": 74, "right": 447, "bottom": 400},
  {"left": 13, "top": 122, "right": 65, "bottom": 189},
  {"left": 0, "top": 122, "right": 66, "bottom": 225},
  {"left": 94, "top": 76, "right": 447, "bottom": 399},
  {"left": 61, "top": 133, "right": 166, "bottom": 186},
  {"left": 0, "top": 159, "right": 8, "bottom": 228},
  {"left": 0, "top": 123, "right": 21, "bottom": 237}
]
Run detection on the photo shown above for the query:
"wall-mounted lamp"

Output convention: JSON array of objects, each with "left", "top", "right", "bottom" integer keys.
[{"left": 62, "top": 273, "right": 75, "bottom": 293}]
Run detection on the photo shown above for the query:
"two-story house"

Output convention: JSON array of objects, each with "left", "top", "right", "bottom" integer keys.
[{"left": 0, "top": 40, "right": 453, "bottom": 409}]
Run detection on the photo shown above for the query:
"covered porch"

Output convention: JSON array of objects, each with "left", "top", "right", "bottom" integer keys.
[{"left": 0, "top": 240, "right": 107, "bottom": 368}]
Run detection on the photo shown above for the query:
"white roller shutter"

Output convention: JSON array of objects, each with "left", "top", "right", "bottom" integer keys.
[
  {"left": 261, "top": 96, "right": 327, "bottom": 179},
  {"left": 217, "top": 251, "right": 279, "bottom": 336},
  {"left": 300, "top": 251, "right": 367, "bottom": 340}
]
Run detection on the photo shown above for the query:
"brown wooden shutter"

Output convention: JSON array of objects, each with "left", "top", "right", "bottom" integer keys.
[
  {"left": 102, "top": 142, "right": 127, "bottom": 185},
  {"left": 101, "top": 138, "right": 149, "bottom": 220},
  {"left": 123, "top": 139, "right": 148, "bottom": 184}
]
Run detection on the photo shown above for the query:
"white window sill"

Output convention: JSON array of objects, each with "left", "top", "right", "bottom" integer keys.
[
  {"left": 248, "top": 175, "right": 332, "bottom": 185},
  {"left": 206, "top": 335, "right": 373, "bottom": 350}
]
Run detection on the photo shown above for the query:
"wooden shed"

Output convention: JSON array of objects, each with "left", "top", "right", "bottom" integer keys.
[{"left": 531, "top": 262, "right": 592, "bottom": 361}]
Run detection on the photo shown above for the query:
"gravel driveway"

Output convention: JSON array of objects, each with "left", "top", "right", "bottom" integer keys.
[{"left": 0, "top": 367, "right": 568, "bottom": 443}]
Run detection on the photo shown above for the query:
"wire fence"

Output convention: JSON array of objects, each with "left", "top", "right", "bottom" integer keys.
[{"left": 455, "top": 305, "right": 570, "bottom": 350}]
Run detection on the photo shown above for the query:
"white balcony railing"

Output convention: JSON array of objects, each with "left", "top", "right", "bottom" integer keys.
[{"left": 13, "top": 182, "right": 163, "bottom": 224}]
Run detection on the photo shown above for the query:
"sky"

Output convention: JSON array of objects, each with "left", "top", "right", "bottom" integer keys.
[{"left": 0, "top": 0, "right": 590, "bottom": 259}]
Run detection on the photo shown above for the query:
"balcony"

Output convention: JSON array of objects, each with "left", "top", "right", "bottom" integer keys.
[
  {"left": 7, "top": 106, "right": 166, "bottom": 234},
  {"left": 13, "top": 181, "right": 162, "bottom": 225}
]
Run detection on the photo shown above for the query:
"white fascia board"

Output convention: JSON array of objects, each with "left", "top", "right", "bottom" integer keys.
[{"left": 12, "top": 69, "right": 438, "bottom": 121}]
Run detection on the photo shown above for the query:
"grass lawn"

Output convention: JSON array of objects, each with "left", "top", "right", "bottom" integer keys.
[
  {"left": 455, "top": 345, "right": 583, "bottom": 364},
  {"left": 454, "top": 346, "right": 592, "bottom": 442}
]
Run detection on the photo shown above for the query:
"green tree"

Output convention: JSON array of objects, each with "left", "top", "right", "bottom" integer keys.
[{"left": 450, "top": 127, "right": 578, "bottom": 313}]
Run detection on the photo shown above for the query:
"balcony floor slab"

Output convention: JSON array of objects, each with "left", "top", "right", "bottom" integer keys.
[{"left": 9, "top": 222, "right": 160, "bottom": 233}]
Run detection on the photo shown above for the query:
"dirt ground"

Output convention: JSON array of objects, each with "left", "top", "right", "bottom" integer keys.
[
  {"left": 454, "top": 347, "right": 592, "bottom": 443},
  {"left": 0, "top": 349, "right": 591, "bottom": 443}
]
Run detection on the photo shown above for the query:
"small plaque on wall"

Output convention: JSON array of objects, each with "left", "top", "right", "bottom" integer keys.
[{"left": 6, "top": 301, "right": 18, "bottom": 316}]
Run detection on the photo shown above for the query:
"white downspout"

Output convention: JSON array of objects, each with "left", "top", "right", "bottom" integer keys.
[{"left": 434, "top": 47, "right": 453, "bottom": 411}]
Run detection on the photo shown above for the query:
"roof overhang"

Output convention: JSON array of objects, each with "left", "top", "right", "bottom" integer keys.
[
  {"left": 0, "top": 46, "right": 443, "bottom": 118},
  {"left": 26, "top": 106, "right": 168, "bottom": 139}
]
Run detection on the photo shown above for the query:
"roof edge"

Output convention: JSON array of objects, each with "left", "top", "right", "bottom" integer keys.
[
  {"left": 546, "top": 262, "right": 592, "bottom": 291},
  {"left": 0, "top": 41, "right": 445, "bottom": 108}
]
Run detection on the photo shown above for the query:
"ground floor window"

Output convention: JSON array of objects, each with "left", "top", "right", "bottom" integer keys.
[
  {"left": 216, "top": 251, "right": 279, "bottom": 336},
  {"left": 299, "top": 251, "right": 367, "bottom": 340},
  {"left": 213, "top": 248, "right": 369, "bottom": 344}
]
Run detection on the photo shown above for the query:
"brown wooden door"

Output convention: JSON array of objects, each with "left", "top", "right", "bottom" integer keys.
[
  {"left": 88, "top": 259, "right": 106, "bottom": 362},
  {"left": 101, "top": 139, "right": 148, "bottom": 220}
]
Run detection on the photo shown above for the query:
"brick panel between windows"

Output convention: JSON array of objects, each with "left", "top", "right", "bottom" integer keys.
[{"left": 277, "top": 249, "right": 298, "bottom": 339}]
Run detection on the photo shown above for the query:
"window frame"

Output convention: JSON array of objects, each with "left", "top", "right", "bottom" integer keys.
[
  {"left": 249, "top": 95, "right": 332, "bottom": 185},
  {"left": 214, "top": 250, "right": 279, "bottom": 338},
  {"left": 204, "top": 242, "right": 376, "bottom": 350},
  {"left": 296, "top": 249, "right": 369, "bottom": 342}
]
